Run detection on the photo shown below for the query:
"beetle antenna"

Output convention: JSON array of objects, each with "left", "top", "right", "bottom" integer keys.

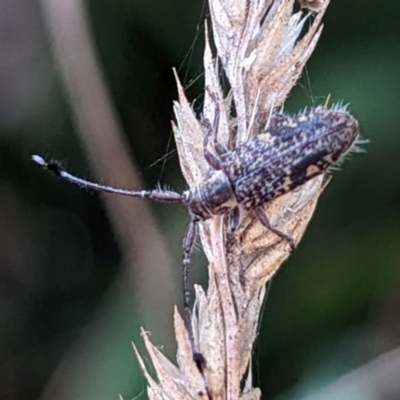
[{"left": 31, "top": 155, "right": 184, "bottom": 203}]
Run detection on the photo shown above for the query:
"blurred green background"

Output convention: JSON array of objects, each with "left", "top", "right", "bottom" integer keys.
[{"left": 1, "top": 0, "right": 399, "bottom": 399}]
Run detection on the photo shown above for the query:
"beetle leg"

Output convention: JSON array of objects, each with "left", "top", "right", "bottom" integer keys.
[{"left": 254, "top": 207, "right": 296, "bottom": 252}]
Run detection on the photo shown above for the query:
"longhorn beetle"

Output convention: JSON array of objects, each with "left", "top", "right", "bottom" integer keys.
[{"left": 32, "top": 104, "right": 360, "bottom": 369}]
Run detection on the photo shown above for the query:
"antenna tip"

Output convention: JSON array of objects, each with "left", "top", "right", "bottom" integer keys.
[{"left": 31, "top": 154, "right": 46, "bottom": 166}]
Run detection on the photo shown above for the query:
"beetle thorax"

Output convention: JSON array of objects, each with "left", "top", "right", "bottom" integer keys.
[{"left": 183, "top": 170, "right": 237, "bottom": 221}]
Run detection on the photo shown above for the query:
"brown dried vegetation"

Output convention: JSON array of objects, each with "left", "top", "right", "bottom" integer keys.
[{"left": 134, "top": 1, "right": 331, "bottom": 399}]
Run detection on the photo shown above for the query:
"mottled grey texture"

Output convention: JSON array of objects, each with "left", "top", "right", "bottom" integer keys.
[{"left": 186, "top": 107, "right": 359, "bottom": 217}]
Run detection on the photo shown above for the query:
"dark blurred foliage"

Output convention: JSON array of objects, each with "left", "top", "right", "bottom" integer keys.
[{"left": 0, "top": 0, "right": 399, "bottom": 399}]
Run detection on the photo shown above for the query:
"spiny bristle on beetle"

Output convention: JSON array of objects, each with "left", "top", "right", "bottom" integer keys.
[
  {"left": 327, "top": 137, "right": 369, "bottom": 172},
  {"left": 352, "top": 138, "right": 369, "bottom": 153},
  {"left": 293, "top": 101, "right": 350, "bottom": 117}
]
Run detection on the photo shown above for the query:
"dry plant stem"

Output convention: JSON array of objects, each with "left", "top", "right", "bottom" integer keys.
[{"left": 138, "top": 0, "right": 331, "bottom": 399}]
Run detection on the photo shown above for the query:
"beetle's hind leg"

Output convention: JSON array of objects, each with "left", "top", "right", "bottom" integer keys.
[{"left": 254, "top": 207, "right": 296, "bottom": 252}]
